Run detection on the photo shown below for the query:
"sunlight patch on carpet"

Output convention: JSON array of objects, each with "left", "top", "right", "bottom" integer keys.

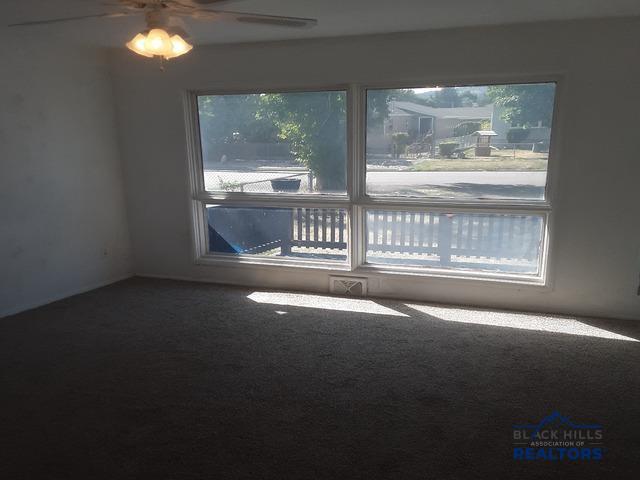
[
  {"left": 405, "top": 304, "right": 638, "bottom": 342},
  {"left": 248, "top": 292, "right": 408, "bottom": 316}
]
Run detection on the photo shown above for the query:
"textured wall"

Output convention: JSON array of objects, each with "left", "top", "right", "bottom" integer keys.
[
  {"left": 111, "top": 18, "right": 640, "bottom": 320},
  {"left": 0, "top": 33, "right": 132, "bottom": 316}
]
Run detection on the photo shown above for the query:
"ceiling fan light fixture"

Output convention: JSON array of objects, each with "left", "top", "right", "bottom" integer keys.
[
  {"left": 10, "top": 2, "right": 317, "bottom": 65},
  {"left": 126, "top": 28, "right": 193, "bottom": 60}
]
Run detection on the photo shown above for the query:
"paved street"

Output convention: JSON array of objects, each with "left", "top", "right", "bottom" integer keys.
[{"left": 367, "top": 171, "right": 546, "bottom": 199}]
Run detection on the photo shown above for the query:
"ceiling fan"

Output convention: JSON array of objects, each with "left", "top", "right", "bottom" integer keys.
[{"left": 8, "top": 0, "right": 318, "bottom": 62}]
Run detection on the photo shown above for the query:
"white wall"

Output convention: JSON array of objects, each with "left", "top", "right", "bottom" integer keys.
[
  {"left": 111, "top": 17, "right": 640, "bottom": 320},
  {"left": 0, "top": 34, "right": 133, "bottom": 317}
]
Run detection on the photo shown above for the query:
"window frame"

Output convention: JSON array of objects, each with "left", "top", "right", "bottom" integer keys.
[{"left": 184, "top": 75, "right": 563, "bottom": 287}]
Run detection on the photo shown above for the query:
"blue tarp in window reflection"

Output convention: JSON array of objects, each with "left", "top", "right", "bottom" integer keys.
[{"left": 207, "top": 206, "right": 292, "bottom": 255}]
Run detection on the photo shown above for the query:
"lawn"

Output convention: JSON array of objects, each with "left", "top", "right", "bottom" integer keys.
[{"left": 412, "top": 149, "right": 548, "bottom": 172}]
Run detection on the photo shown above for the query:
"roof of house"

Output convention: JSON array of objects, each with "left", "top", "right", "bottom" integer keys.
[{"left": 390, "top": 101, "right": 494, "bottom": 119}]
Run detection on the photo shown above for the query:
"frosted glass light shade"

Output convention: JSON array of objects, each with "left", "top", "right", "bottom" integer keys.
[
  {"left": 126, "top": 33, "right": 153, "bottom": 57},
  {"left": 166, "top": 35, "right": 193, "bottom": 59},
  {"left": 144, "top": 29, "right": 171, "bottom": 55}
]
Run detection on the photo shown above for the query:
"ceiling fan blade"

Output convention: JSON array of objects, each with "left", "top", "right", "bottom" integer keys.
[
  {"left": 176, "top": 0, "right": 245, "bottom": 4},
  {"left": 180, "top": 9, "right": 318, "bottom": 28},
  {"left": 168, "top": 24, "right": 191, "bottom": 39},
  {"left": 164, "top": 0, "right": 245, "bottom": 13},
  {"left": 8, "top": 12, "right": 135, "bottom": 27}
]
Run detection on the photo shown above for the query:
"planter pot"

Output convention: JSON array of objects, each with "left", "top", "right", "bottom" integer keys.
[{"left": 271, "top": 178, "right": 301, "bottom": 192}]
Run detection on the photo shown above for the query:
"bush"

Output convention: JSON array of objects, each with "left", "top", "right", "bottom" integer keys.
[
  {"left": 453, "top": 121, "right": 481, "bottom": 137},
  {"left": 438, "top": 142, "right": 459, "bottom": 158},
  {"left": 392, "top": 133, "right": 410, "bottom": 148},
  {"left": 392, "top": 133, "right": 411, "bottom": 157},
  {"left": 507, "top": 127, "right": 529, "bottom": 144}
]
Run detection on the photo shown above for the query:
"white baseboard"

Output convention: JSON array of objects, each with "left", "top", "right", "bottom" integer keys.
[{"left": 0, "top": 273, "right": 134, "bottom": 318}]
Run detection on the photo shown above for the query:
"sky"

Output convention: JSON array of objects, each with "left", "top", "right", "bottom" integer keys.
[{"left": 411, "top": 87, "right": 443, "bottom": 94}]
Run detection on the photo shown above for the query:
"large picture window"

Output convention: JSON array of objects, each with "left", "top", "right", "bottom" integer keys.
[{"left": 187, "top": 81, "right": 557, "bottom": 282}]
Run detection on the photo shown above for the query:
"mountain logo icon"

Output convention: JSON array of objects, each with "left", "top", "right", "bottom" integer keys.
[{"left": 513, "top": 411, "right": 602, "bottom": 436}]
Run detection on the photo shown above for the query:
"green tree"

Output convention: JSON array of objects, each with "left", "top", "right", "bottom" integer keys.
[
  {"left": 487, "top": 83, "right": 555, "bottom": 127},
  {"left": 259, "top": 92, "right": 347, "bottom": 191},
  {"left": 198, "top": 95, "right": 278, "bottom": 144},
  {"left": 391, "top": 133, "right": 410, "bottom": 158},
  {"left": 366, "top": 88, "right": 430, "bottom": 129},
  {"left": 459, "top": 90, "right": 478, "bottom": 107},
  {"left": 453, "top": 121, "right": 482, "bottom": 137},
  {"left": 425, "top": 88, "right": 462, "bottom": 108},
  {"left": 366, "top": 90, "right": 392, "bottom": 130}
]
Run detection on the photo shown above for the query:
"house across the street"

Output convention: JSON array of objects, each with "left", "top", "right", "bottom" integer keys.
[{"left": 367, "top": 101, "right": 503, "bottom": 152}]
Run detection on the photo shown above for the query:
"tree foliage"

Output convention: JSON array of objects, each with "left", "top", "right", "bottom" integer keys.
[
  {"left": 487, "top": 83, "right": 555, "bottom": 127},
  {"left": 425, "top": 89, "right": 462, "bottom": 108},
  {"left": 453, "top": 121, "right": 482, "bottom": 137},
  {"left": 506, "top": 127, "right": 529, "bottom": 143},
  {"left": 421, "top": 89, "right": 479, "bottom": 108},
  {"left": 198, "top": 95, "right": 278, "bottom": 144},
  {"left": 260, "top": 91, "right": 347, "bottom": 191},
  {"left": 366, "top": 89, "right": 430, "bottom": 129},
  {"left": 391, "top": 133, "right": 410, "bottom": 157}
]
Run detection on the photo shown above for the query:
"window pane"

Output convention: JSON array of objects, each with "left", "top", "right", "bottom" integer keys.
[
  {"left": 206, "top": 206, "right": 348, "bottom": 261},
  {"left": 198, "top": 91, "right": 347, "bottom": 194},
  {"left": 365, "top": 210, "right": 544, "bottom": 275},
  {"left": 366, "top": 83, "right": 556, "bottom": 200}
]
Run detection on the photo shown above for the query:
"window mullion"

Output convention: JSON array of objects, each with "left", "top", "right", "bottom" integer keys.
[
  {"left": 355, "top": 198, "right": 552, "bottom": 214},
  {"left": 194, "top": 193, "right": 350, "bottom": 210},
  {"left": 348, "top": 85, "right": 367, "bottom": 271}
]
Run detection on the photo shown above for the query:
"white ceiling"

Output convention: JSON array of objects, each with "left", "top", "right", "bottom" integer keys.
[{"left": 3, "top": 0, "right": 640, "bottom": 46}]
